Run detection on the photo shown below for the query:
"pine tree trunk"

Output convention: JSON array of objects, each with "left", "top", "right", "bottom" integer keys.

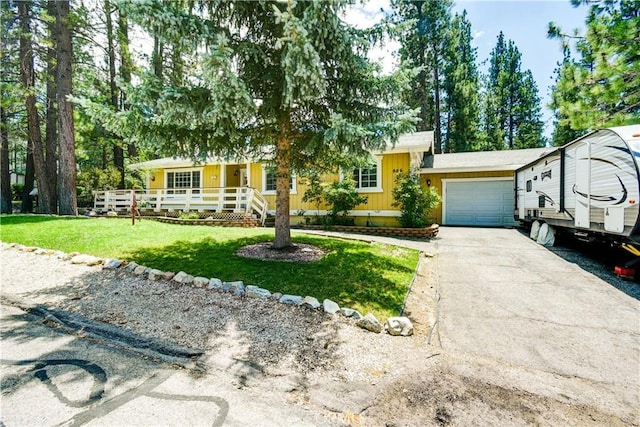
[
  {"left": 21, "top": 139, "right": 34, "bottom": 213},
  {"left": 273, "top": 116, "right": 292, "bottom": 249},
  {"left": 0, "top": 106, "right": 11, "bottom": 214},
  {"left": 56, "top": 0, "right": 77, "bottom": 216},
  {"left": 433, "top": 52, "right": 442, "bottom": 154},
  {"left": 45, "top": 0, "right": 58, "bottom": 209},
  {"left": 18, "top": 0, "right": 55, "bottom": 213},
  {"left": 118, "top": 10, "right": 136, "bottom": 159}
]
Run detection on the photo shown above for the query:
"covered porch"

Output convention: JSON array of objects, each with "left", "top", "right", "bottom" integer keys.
[{"left": 93, "top": 187, "right": 269, "bottom": 225}]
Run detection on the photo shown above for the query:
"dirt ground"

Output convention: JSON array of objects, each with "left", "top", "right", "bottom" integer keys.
[{"left": 1, "top": 241, "right": 636, "bottom": 426}]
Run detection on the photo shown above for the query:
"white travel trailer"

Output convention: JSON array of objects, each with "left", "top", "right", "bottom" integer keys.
[{"left": 515, "top": 125, "right": 640, "bottom": 244}]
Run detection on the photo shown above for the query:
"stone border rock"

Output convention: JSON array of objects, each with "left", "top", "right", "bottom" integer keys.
[{"left": 1, "top": 241, "right": 414, "bottom": 336}]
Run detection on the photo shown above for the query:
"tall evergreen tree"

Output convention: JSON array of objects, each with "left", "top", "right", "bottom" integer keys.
[
  {"left": 98, "top": 0, "right": 416, "bottom": 248},
  {"left": 549, "top": 50, "right": 585, "bottom": 146},
  {"left": 548, "top": 0, "right": 639, "bottom": 131},
  {"left": 44, "top": 0, "right": 58, "bottom": 209},
  {"left": 393, "top": 0, "right": 452, "bottom": 153},
  {"left": 482, "top": 32, "right": 544, "bottom": 150},
  {"left": 443, "top": 10, "right": 480, "bottom": 152},
  {"left": 17, "top": 0, "right": 57, "bottom": 213},
  {"left": 55, "top": 0, "right": 77, "bottom": 215}
]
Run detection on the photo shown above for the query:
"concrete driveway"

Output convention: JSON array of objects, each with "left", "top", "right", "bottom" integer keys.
[{"left": 432, "top": 227, "right": 639, "bottom": 422}]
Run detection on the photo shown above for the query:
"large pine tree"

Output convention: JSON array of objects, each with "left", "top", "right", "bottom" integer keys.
[
  {"left": 114, "top": 0, "right": 415, "bottom": 248},
  {"left": 482, "top": 32, "right": 545, "bottom": 150},
  {"left": 393, "top": 0, "right": 452, "bottom": 153},
  {"left": 548, "top": 0, "right": 639, "bottom": 132},
  {"left": 443, "top": 10, "right": 480, "bottom": 153}
]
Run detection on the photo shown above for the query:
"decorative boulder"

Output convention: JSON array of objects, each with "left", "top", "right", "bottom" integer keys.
[
  {"left": 133, "top": 265, "right": 148, "bottom": 276},
  {"left": 207, "top": 278, "right": 223, "bottom": 290},
  {"left": 223, "top": 281, "right": 245, "bottom": 295},
  {"left": 272, "top": 292, "right": 283, "bottom": 300},
  {"left": 106, "top": 211, "right": 118, "bottom": 217},
  {"left": 323, "top": 299, "right": 340, "bottom": 314},
  {"left": 357, "top": 313, "right": 383, "bottom": 333},
  {"left": 125, "top": 262, "right": 139, "bottom": 273},
  {"left": 163, "top": 271, "right": 176, "bottom": 281},
  {"left": 279, "top": 295, "right": 303, "bottom": 305},
  {"left": 70, "top": 254, "right": 102, "bottom": 266},
  {"left": 301, "top": 296, "right": 321, "bottom": 309},
  {"left": 193, "top": 276, "right": 209, "bottom": 288},
  {"left": 103, "top": 259, "right": 122, "bottom": 269},
  {"left": 173, "top": 271, "right": 194, "bottom": 284},
  {"left": 246, "top": 285, "right": 271, "bottom": 299},
  {"left": 148, "top": 269, "right": 164, "bottom": 281},
  {"left": 339, "top": 308, "right": 363, "bottom": 320},
  {"left": 385, "top": 317, "right": 414, "bottom": 336}
]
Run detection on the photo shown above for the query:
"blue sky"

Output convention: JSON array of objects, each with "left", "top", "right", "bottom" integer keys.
[{"left": 346, "top": 0, "right": 588, "bottom": 138}]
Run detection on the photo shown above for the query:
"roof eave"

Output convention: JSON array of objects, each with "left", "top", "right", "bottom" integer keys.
[{"left": 419, "top": 164, "right": 525, "bottom": 174}]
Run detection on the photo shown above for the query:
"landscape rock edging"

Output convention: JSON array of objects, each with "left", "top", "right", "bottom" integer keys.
[{"left": 1, "top": 241, "right": 415, "bottom": 336}]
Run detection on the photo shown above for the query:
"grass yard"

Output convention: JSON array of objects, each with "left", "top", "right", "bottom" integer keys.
[{"left": 0, "top": 215, "right": 419, "bottom": 319}]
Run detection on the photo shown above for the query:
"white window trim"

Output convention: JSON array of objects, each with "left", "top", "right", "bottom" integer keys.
[
  {"left": 261, "top": 166, "right": 297, "bottom": 195},
  {"left": 165, "top": 167, "right": 204, "bottom": 198},
  {"left": 341, "top": 156, "right": 383, "bottom": 193}
]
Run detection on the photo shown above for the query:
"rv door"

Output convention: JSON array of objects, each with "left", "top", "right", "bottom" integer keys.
[{"left": 575, "top": 143, "right": 590, "bottom": 228}]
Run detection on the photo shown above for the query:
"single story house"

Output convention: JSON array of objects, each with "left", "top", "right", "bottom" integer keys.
[{"left": 93, "top": 131, "right": 551, "bottom": 227}]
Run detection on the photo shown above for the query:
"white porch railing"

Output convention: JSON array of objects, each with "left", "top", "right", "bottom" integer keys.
[{"left": 93, "top": 187, "right": 269, "bottom": 226}]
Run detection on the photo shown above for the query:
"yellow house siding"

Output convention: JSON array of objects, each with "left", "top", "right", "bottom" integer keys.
[
  {"left": 356, "top": 153, "right": 410, "bottom": 212},
  {"left": 420, "top": 170, "right": 514, "bottom": 224}
]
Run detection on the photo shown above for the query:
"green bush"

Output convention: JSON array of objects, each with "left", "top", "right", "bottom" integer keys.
[
  {"left": 323, "top": 178, "right": 368, "bottom": 221},
  {"left": 11, "top": 183, "right": 24, "bottom": 201},
  {"left": 392, "top": 169, "right": 441, "bottom": 228},
  {"left": 76, "top": 166, "right": 121, "bottom": 207}
]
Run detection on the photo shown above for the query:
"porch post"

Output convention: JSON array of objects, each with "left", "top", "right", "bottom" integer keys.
[
  {"left": 155, "top": 189, "right": 161, "bottom": 212},
  {"left": 245, "top": 162, "right": 251, "bottom": 187},
  {"left": 185, "top": 189, "right": 191, "bottom": 212}
]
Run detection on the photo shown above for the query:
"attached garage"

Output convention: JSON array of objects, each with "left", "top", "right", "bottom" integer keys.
[
  {"left": 420, "top": 147, "right": 552, "bottom": 227},
  {"left": 443, "top": 179, "right": 516, "bottom": 226}
]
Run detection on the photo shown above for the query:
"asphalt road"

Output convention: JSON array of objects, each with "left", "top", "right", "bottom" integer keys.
[{"left": 0, "top": 303, "right": 315, "bottom": 426}]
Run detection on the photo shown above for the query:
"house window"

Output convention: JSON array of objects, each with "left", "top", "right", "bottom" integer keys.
[
  {"left": 166, "top": 169, "right": 201, "bottom": 195},
  {"left": 526, "top": 180, "right": 532, "bottom": 192},
  {"left": 262, "top": 167, "right": 296, "bottom": 195},
  {"left": 349, "top": 157, "right": 382, "bottom": 192},
  {"left": 353, "top": 166, "right": 378, "bottom": 189}
]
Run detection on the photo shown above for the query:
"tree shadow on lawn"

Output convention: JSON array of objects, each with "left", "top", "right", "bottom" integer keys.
[{"left": 123, "top": 234, "right": 417, "bottom": 318}]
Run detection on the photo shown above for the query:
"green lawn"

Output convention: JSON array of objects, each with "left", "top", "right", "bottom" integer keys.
[{"left": 0, "top": 215, "right": 419, "bottom": 319}]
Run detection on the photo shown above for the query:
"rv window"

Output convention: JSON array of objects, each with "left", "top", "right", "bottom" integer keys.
[{"left": 526, "top": 180, "right": 532, "bottom": 192}]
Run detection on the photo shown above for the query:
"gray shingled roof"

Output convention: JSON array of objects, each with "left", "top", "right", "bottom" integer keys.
[{"left": 421, "top": 147, "right": 552, "bottom": 172}]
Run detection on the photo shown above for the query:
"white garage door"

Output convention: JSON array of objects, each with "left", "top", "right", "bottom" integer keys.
[{"left": 444, "top": 180, "right": 516, "bottom": 226}]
